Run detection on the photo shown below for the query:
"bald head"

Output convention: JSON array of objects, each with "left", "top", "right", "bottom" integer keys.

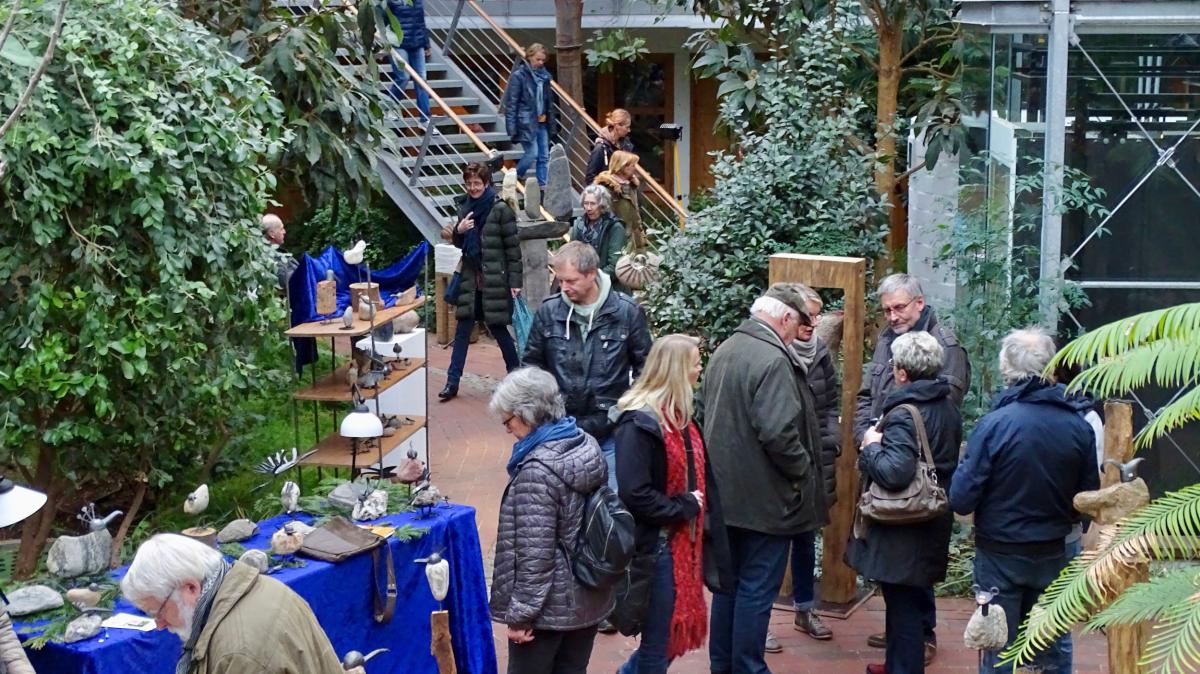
[
  {"left": 262, "top": 214, "right": 285, "bottom": 246},
  {"left": 999, "top": 327, "right": 1057, "bottom": 385}
]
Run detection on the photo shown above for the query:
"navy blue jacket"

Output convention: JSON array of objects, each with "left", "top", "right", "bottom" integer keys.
[
  {"left": 386, "top": 0, "right": 428, "bottom": 50},
  {"left": 949, "top": 377, "right": 1100, "bottom": 545},
  {"left": 503, "top": 62, "right": 558, "bottom": 142}
]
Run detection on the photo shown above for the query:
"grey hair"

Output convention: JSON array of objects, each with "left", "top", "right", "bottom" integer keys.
[
  {"left": 580, "top": 184, "right": 613, "bottom": 213},
  {"left": 120, "top": 533, "right": 224, "bottom": 603},
  {"left": 489, "top": 367, "right": 566, "bottom": 428},
  {"left": 891, "top": 331, "right": 944, "bottom": 380},
  {"left": 261, "top": 213, "right": 283, "bottom": 234},
  {"left": 877, "top": 273, "right": 924, "bottom": 300},
  {"left": 999, "top": 327, "right": 1057, "bottom": 385},
  {"left": 750, "top": 295, "right": 799, "bottom": 322},
  {"left": 551, "top": 240, "right": 600, "bottom": 275}
]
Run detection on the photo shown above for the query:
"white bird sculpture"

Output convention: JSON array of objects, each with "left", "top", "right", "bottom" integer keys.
[
  {"left": 343, "top": 240, "right": 367, "bottom": 265},
  {"left": 418, "top": 551, "right": 450, "bottom": 603},
  {"left": 281, "top": 481, "right": 300, "bottom": 514},
  {"left": 184, "top": 484, "right": 209, "bottom": 516}
]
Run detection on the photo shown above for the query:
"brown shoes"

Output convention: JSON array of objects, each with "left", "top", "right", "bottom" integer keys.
[
  {"left": 794, "top": 610, "right": 833, "bottom": 640},
  {"left": 866, "top": 633, "right": 937, "bottom": 665}
]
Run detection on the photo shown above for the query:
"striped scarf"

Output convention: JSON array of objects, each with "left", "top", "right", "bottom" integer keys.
[
  {"left": 662, "top": 419, "right": 707, "bottom": 660},
  {"left": 176, "top": 561, "right": 231, "bottom": 674}
]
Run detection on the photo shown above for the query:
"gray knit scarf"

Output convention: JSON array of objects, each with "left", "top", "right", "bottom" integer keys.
[
  {"left": 791, "top": 337, "right": 817, "bottom": 373},
  {"left": 176, "top": 561, "right": 231, "bottom": 674}
]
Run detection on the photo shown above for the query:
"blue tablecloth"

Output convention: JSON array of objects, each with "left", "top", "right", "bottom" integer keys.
[{"left": 23, "top": 504, "right": 497, "bottom": 674}]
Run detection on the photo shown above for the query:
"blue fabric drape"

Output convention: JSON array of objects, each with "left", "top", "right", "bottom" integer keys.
[
  {"left": 288, "top": 242, "right": 430, "bottom": 370},
  {"left": 22, "top": 504, "right": 497, "bottom": 674}
]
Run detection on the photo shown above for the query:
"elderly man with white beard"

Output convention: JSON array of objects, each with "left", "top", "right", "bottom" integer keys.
[{"left": 121, "top": 534, "right": 343, "bottom": 674}]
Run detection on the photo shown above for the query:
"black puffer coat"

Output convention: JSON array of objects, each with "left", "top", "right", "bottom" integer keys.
[
  {"left": 451, "top": 195, "right": 521, "bottom": 326},
  {"left": 805, "top": 338, "right": 841, "bottom": 509},
  {"left": 845, "top": 378, "right": 962, "bottom": 587},
  {"left": 490, "top": 431, "right": 614, "bottom": 630}
]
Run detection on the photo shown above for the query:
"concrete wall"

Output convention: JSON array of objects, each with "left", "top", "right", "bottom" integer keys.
[{"left": 906, "top": 134, "right": 960, "bottom": 311}]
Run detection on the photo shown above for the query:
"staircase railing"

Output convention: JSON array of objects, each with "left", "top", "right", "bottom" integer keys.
[{"left": 424, "top": 0, "right": 689, "bottom": 229}]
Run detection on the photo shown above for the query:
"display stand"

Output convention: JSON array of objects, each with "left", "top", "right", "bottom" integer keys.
[{"left": 285, "top": 297, "right": 430, "bottom": 477}]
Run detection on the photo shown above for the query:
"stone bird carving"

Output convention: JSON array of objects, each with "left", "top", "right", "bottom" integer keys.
[
  {"left": 183, "top": 484, "right": 209, "bottom": 516},
  {"left": 281, "top": 481, "right": 300, "bottom": 514},
  {"left": 343, "top": 240, "right": 367, "bottom": 265},
  {"left": 417, "top": 551, "right": 450, "bottom": 602}
]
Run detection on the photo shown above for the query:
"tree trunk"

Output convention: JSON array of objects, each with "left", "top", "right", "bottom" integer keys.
[
  {"left": 875, "top": 18, "right": 905, "bottom": 260},
  {"left": 110, "top": 475, "right": 148, "bottom": 569},
  {"left": 553, "top": 0, "right": 584, "bottom": 103},
  {"left": 15, "top": 444, "right": 60, "bottom": 578}
]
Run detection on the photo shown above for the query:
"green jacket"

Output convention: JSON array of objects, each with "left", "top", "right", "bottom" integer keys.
[
  {"left": 699, "top": 318, "right": 826, "bottom": 536},
  {"left": 187, "top": 562, "right": 343, "bottom": 674},
  {"left": 569, "top": 212, "right": 627, "bottom": 293},
  {"left": 452, "top": 195, "right": 522, "bottom": 326}
]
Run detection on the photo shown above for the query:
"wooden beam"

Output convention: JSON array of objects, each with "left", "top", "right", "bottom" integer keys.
[
  {"left": 769, "top": 253, "right": 867, "bottom": 606},
  {"left": 1101, "top": 400, "right": 1147, "bottom": 674}
]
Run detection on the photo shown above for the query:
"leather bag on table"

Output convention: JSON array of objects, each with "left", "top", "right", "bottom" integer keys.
[
  {"left": 299, "top": 516, "right": 397, "bottom": 623},
  {"left": 856, "top": 403, "right": 948, "bottom": 526}
]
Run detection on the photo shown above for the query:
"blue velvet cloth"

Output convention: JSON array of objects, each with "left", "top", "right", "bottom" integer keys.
[
  {"left": 21, "top": 503, "right": 497, "bottom": 674},
  {"left": 288, "top": 242, "right": 430, "bottom": 370}
]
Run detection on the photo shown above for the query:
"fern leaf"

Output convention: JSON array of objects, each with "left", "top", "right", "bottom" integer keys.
[
  {"left": 1089, "top": 567, "right": 1200, "bottom": 628},
  {"left": 1143, "top": 593, "right": 1200, "bottom": 672},
  {"left": 1140, "top": 386, "right": 1200, "bottom": 448},
  {"left": 1004, "top": 484, "right": 1200, "bottom": 667},
  {"left": 1069, "top": 338, "right": 1200, "bottom": 400},
  {"left": 1052, "top": 303, "right": 1200, "bottom": 368}
]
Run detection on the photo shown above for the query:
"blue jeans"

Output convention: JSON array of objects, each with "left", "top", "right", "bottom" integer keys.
[
  {"left": 389, "top": 46, "right": 431, "bottom": 120},
  {"left": 601, "top": 435, "right": 618, "bottom": 492},
  {"left": 975, "top": 546, "right": 1071, "bottom": 674},
  {"left": 446, "top": 294, "right": 520, "bottom": 388},
  {"left": 619, "top": 543, "right": 675, "bottom": 674},
  {"left": 791, "top": 530, "right": 816, "bottom": 610},
  {"left": 516, "top": 124, "right": 550, "bottom": 186},
  {"left": 880, "top": 582, "right": 928, "bottom": 674},
  {"left": 710, "top": 526, "right": 791, "bottom": 674}
]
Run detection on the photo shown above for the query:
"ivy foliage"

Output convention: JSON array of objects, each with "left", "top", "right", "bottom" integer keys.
[
  {"left": 584, "top": 29, "right": 649, "bottom": 74},
  {"left": 645, "top": 15, "right": 884, "bottom": 344},
  {"left": 0, "top": 0, "right": 288, "bottom": 570}
]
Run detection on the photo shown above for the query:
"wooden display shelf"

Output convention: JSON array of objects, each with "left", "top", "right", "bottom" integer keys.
[
  {"left": 286, "top": 297, "right": 426, "bottom": 338},
  {"left": 298, "top": 416, "right": 427, "bottom": 469},
  {"left": 293, "top": 358, "right": 426, "bottom": 402}
]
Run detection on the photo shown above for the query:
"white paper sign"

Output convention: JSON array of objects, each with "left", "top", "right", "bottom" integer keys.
[{"left": 101, "top": 613, "right": 156, "bottom": 631}]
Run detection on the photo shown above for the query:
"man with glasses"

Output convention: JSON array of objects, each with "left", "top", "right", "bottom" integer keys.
[
  {"left": 121, "top": 533, "right": 343, "bottom": 673},
  {"left": 854, "top": 273, "right": 971, "bottom": 664},
  {"left": 700, "top": 283, "right": 826, "bottom": 674}
]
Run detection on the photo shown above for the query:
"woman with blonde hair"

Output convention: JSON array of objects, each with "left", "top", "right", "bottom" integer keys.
[
  {"left": 612, "top": 334, "right": 728, "bottom": 673},
  {"left": 585, "top": 108, "right": 634, "bottom": 184},
  {"left": 503, "top": 43, "right": 556, "bottom": 186},
  {"left": 594, "top": 150, "right": 645, "bottom": 250}
]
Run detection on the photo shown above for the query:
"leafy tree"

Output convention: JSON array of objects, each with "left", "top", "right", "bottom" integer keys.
[
  {"left": 645, "top": 15, "right": 884, "bottom": 344},
  {"left": 1003, "top": 303, "right": 1200, "bottom": 672},
  {"left": 0, "top": 0, "right": 288, "bottom": 575}
]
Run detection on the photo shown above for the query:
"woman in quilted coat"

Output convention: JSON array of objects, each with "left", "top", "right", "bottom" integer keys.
[{"left": 489, "top": 368, "right": 612, "bottom": 674}]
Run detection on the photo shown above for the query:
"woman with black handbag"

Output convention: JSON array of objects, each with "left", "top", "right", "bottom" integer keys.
[
  {"left": 612, "top": 334, "right": 711, "bottom": 674},
  {"left": 847, "top": 331, "right": 963, "bottom": 674}
]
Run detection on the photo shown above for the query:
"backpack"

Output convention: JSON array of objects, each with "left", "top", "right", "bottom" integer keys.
[{"left": 527, "top": 460, "right": 637, "bottom": 591}]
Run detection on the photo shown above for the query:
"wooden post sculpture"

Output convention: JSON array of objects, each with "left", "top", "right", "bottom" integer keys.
[{"left": 419, "top": 552, "right": 456, "bottom": 674}]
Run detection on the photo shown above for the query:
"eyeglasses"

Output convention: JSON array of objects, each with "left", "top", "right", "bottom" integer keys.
[
  {"left": 502, "top": 414, "right": 517, "bottom": 429},
  {"left": 146, "top": 588, "right": 176, "bottom": 620},
  {"left": 882, "top": 297, "right": 917, "bottom": 317}
]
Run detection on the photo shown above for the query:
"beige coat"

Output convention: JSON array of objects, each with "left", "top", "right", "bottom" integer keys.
[{"left": 187, "top": 561, "right": 343, "bottom": 674}]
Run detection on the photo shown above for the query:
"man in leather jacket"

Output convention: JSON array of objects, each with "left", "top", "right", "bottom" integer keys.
[{"left": 524, "top": 241, "right": 652, "bottom": 491}]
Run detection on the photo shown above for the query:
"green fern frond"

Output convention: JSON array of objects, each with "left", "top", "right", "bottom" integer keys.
[
  {"left": 1143, "top": 593, "right": 1200, "bottom": 672},
  {"left": 1089, "top": 567, "right": 1200, "bottom": 628},
  {"left": 1003, "top": 484, "right": 1200, "bottom": 667},
  {"left": 1052, "top": 303, "right": 1200, "bottom": 368},
  {"left": 1141, "top": 386, "right": 1200, "bottom": 448},
  {"left": 1070, "top": 337, "right": 1200, "bottom": 400}
]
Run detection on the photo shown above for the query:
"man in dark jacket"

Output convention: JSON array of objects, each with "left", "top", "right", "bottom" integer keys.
[
  {"left": 950, "top": 328, "right": 1099, "bottom": 674},
  {"left": 700, "top": 283, "right": 824, "bottom": 674},
  {"left": 385, "top": 0, "right": 432, "bottom": 122},
  {"left": 855, "top": 273, "right": 970, "bottom": 659},
  {"left": 524, "top": 241, "right": 651, "bottom": 491}
]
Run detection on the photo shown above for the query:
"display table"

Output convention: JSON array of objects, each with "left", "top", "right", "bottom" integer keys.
[{"left": 22, "top": 504, "right": 497, "bottom": 674}]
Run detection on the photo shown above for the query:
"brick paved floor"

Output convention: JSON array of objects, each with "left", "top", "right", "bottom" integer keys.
[{"left": 426, "top": 338, "right": 1110, "bottom": 674}]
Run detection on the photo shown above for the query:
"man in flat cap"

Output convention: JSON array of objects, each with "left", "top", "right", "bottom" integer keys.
[{"left": 700, "top": 283, "right": 826, "bottom": 674}]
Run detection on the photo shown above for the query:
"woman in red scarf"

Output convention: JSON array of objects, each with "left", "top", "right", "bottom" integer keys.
[{"left": 613, "top": 334, "right": 708, "bottom": 673}]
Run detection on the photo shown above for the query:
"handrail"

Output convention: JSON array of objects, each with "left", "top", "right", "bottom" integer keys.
[
  {"left": 460, "top": 0, "right": 688, "bottom": 221},
  {"left": 399, "top": 57, "right": 496, "bottom": 158}
]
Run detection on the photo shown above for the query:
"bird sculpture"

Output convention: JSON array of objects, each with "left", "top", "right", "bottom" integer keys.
[
  {"left": 340, "top": 306, "right": 354, "bottom": 330},
  {"left": 416, "top": 551, "right": 450, "bottom": 603},
  {"left": 396, "top": 447, "right": 427, "bottom": 484},
  {"left": 1104, "top": 457, "right": 1145, "bottom": 484},
  {"left": 183, "top": 484, "right": 209, "bottom": 516},
  {"left": 342, "top": 649, "right": 388, "bottom": 672},
  {"left": 346, "top": 362, "right": 360, "bottom": 388},
  {"left": 65, "top": 583, "right": 104, "bottom": 610},
  {"left": 343, "top": 240, "right": 367, "bottom": 265},
  {"left": 281, "top": 481, "right": 300, "bottom": 514},
  {"left": 255, "top": 447, "right": 317, "bottom": 478},
  {"left": 411, "top": 480, "right": 442, "bottom": 517},
  {"left": 500, "top": 167, "right": 519, "bottom": 213},
  {"left": 358, "top": 294, "right": 377, "bottom": 320},
  {"left": 325, "top": 269, "right": 336, "bottom": 284},
  {"left": 77, "top": 504, "right": 123, "bottom": 533}
]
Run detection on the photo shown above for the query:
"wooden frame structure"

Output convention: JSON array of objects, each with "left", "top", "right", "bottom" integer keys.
[{"left": 769, "top": 253, "right": 868, "bottom": 610}]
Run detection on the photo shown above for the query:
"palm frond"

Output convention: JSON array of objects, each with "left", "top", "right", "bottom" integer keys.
[
  {"left": 1143, "top": 593, "right": 1200, "bottom": 672},
  {"left": 1088, "top": 567, "right": 1200, "bottom": 628},
  {"left": 1141, "top": 386, "right": 1200, "bottom": 448},
  {"left": 1003, "top": 484, "right": 1200, "bottom": 667},
  {"left": 1069, "top": 337, "right": 1200, "bottom": 400},
  {"left": 1052, "top": 303, "right": 1200, "bottom": 368}
]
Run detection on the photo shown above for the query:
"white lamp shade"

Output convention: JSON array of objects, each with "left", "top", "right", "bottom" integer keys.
[
  {"left": 0, "top": 479, "right": 47, "bottom": 529},
  {"left": 340, "top": 409, "right": 383, "bottom": 438}
]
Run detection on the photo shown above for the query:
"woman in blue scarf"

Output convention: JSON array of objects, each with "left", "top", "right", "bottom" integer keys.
[
  {"left": 502, "top": 43, "right": 557, "bottom": 186},
  {"left": 488, "top": 368, "right": 612, "bottom": 674},
  {"left": 440, "top": 162, "right": 523, "bottom": 401}
]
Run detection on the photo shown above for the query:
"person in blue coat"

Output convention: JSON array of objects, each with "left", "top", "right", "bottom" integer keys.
[
  {"left": 503, "top": 43, "right": 557, "bottom": 186},
  {"left": 949, "top": 327, "right": 1100, "bottom": 674},
  {"left": 386, "top": 0, "right": 432, "bottom": 122}
]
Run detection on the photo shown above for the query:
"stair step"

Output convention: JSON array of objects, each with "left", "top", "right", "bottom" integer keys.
[
  {"left": 391, "top": 148, "right": 523, "bottom": 168},
  {"left": 393, "top": 131, "right": 510, "bottom": 149},
  {"left": 394, "top": 95, "right": 479, "bottom": 110},
  {"left": 384, "top": 113, "right": 499, "bottom": 130},
  {"left": 413, "top": 173, "right": 502, "bottom": 188}
]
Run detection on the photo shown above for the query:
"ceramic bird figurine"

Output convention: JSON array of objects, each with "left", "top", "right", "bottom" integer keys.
[
  {"left": 340, "top": 306, "right": 354, "bottom": 330},
  {"left": 343, "top": 240, "right": 367, "bottom": 265},
  {"left": 417, "top": 551, "right": 450, "bottom": 602},
  {"left": 78, "top": 504, "right": 123, "bottom": 533},
  {"left": 1104, "top": 457, "right": 1146, "bottom": 483},
  {"left": 281, "top": 481, "right": 300, "bottom": 514},
  {"left": 184, "top": 484, "right": 209, "bottom": 516}
]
